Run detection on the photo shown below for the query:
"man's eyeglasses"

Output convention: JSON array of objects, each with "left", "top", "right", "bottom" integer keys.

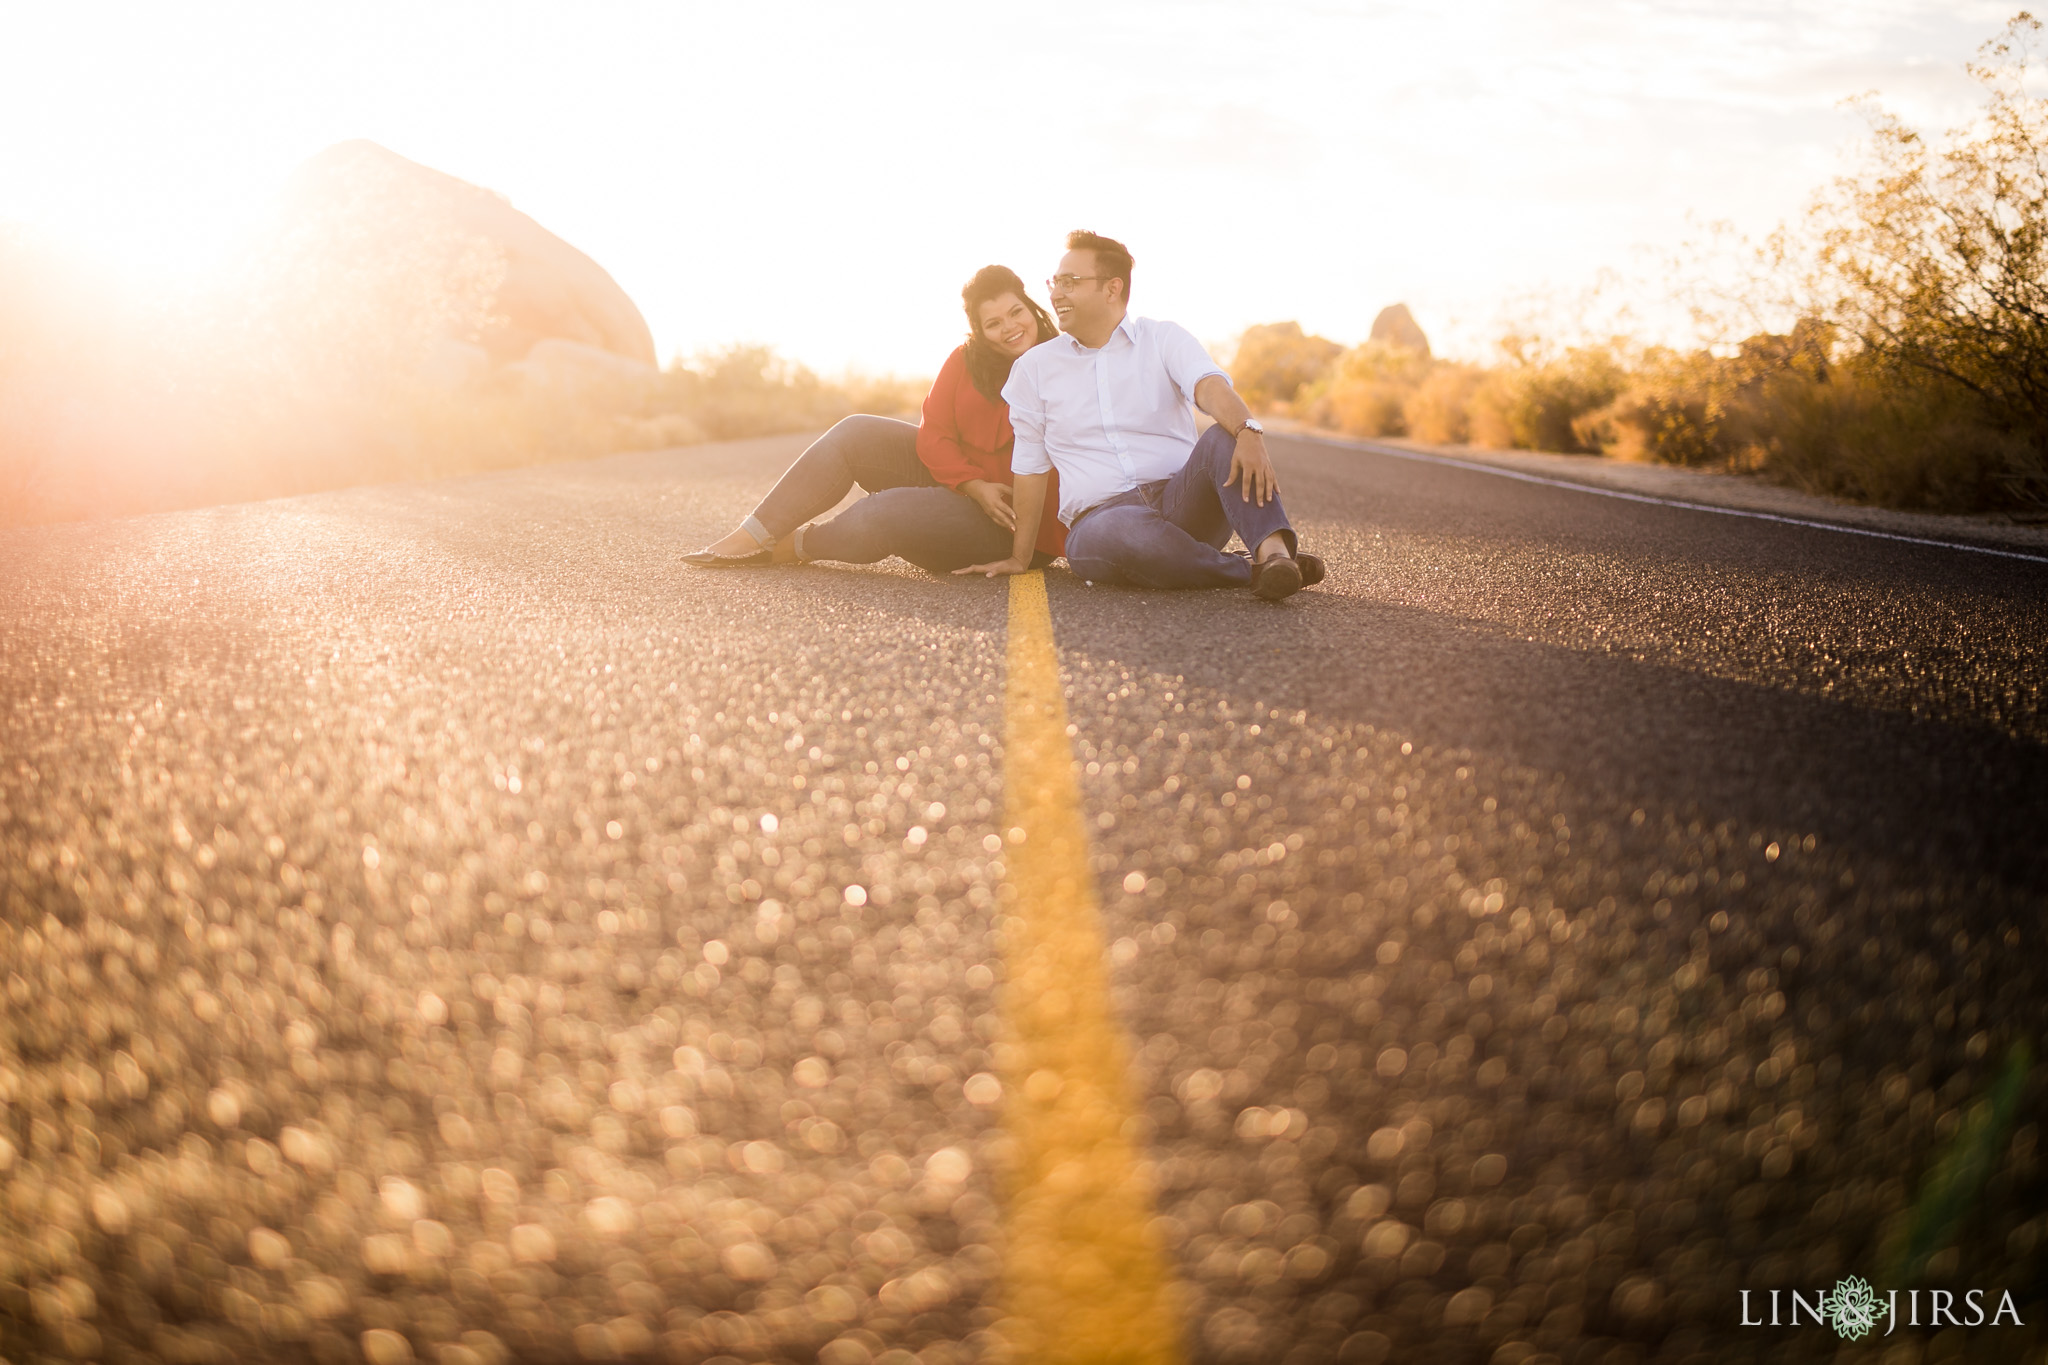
[{"left": 1047, "top": 274, "right": 1107, "bottom": 292}]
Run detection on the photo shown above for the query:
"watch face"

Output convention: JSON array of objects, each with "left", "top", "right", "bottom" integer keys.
[{"left": 1243, "top": 419, "right": 1264, "bottom": 433}]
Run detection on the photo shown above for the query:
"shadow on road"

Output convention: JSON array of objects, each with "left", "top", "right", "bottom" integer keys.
[{"left": 1046, "top": 575, "right": 2048, "bottom": 899}]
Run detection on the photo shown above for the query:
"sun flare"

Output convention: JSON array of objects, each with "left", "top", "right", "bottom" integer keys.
[{"left": 20, "top": 156, "right": 278, "bottom": 296}]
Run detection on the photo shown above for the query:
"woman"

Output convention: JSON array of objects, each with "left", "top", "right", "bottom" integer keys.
[{"left": 682, "top": 266, "right": 1064, "bottom": 574}]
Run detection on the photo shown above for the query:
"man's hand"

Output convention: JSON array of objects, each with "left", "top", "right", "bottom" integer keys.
[
  {"left": 1226, "top": 431, "right": 1280, "bottom": 506},
  {"left": 959, "top": 479, "right": 1016, "bottom": 531},
  {"left": 953, "top": 556, "right": 1031, "bottom": 578},
  {"left": 1194, "top": 374, "right": 1281, "bottom": 507}
]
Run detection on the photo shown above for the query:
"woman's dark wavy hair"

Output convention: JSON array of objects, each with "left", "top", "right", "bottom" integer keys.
[{"left": 962, "top": 265, "right": 1057, "bottom": 403}]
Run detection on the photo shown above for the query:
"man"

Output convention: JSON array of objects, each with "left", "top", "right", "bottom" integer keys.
[{"left": 957, "top": 230, "right": 1323, "bottom": 601}]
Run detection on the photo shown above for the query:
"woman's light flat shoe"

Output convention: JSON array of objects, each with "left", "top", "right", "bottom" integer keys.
[{"left": 681, "top": 547, "right": 775, "bottom": 567}]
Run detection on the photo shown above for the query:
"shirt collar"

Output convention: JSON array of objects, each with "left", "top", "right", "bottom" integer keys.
[{"left": 1062, "top": 312, "right": 1139, "bottom": 353}]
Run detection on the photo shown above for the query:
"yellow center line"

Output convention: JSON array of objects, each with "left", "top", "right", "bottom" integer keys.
[{"left": 993, "top": 570, "right": 1181, "bottom": 1363}]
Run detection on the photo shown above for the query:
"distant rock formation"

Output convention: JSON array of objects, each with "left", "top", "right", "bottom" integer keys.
[
  {"left": 1369, "top": 303, "right": 1431, "bottom": 359},
  {"left": 275, "top": 141, "right": 656, "bottom": 379}
]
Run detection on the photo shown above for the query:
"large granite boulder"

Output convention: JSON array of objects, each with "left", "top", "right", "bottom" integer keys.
[
  {"left": 274, "top": 140, "right": 656, "bottom": 375},
  {"left": 1369, "top": 303, "right": 1431, "bottom": 358}
]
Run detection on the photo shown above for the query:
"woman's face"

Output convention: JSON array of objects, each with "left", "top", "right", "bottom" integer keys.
[{"left": 976, "top": 293, "right": 1040, "bottom": 361}]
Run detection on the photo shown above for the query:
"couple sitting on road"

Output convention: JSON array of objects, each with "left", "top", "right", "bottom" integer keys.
[{"left": 684, "top": 231, "right": 1326, "bottom": 602}]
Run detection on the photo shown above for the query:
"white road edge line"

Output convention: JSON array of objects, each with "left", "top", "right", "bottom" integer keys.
[{"left": 1295, "top": 432, "right": 2048, "bottom": 566}]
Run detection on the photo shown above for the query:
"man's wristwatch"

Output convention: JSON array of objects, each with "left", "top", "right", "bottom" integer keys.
[{"left": 1234, "top": 417, "right": 1265, "bottom": 438}]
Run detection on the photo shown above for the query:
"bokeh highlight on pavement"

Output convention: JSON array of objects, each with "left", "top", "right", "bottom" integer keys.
[{"left": 2, "top": 431, "right": 2045, "bottom": 1364}]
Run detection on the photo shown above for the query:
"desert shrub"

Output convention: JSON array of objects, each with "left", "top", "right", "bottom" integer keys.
[
  {"left": 649, "top": 346, "right": 918, "bottom": 441},
  {"left": 1298, "top": 340, "right": 1431, "bottom": 437},
  {"left": 1404, "top": 365, "right": 1486, "bottom": 443},
  {"left": 836, "top": 372, "right": 926, "bottom": 422},
  {"left": 1563, "top": 317, "right": 2043, "bottom": 509},
  {"left": 655, "top": 345, "right": 843, "bottom": 442},
  {"left": 1741, "top": 360, "right": 2036, "bottom": 508},
  {"left": 1572, "top": 377, "right": 1718, "bottom": 467},
  {"left": 1463, "top": 375, "right": 1515, "bottom": 450},
  {"left": 1794, "top": 14, "right": 2048, "bottom": 507},
  {"left": 1231, "top": 322, "right": 1345, "bottom": 410},
  {"left": 1815, "top": 18, "right": 2048, "bottom": 437},
  {"left": 1466, "top": 343, "right": 1627, "bottom": 453},
  {"left": 1572, "top": 330, "right": 1821, "bottom": 466},
  {"left": 1329, "top": 382, "right": 1409, "bottom": 437}
]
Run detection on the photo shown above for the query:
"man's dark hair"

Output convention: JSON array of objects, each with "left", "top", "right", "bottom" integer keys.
[{"left": 1066, "top": 230, "right": 1133, "bottom": 304}]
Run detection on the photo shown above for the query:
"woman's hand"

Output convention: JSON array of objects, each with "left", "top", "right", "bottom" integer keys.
[
  {"left": 953, "top": 556, "right": 1031, "bottom": 578},
  {"left": 959, "top": 479, "right": 1017, "bottom": 530}
]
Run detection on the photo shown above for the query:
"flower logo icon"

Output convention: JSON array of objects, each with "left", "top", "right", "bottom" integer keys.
[{"left": 1823, "top": 1276, "right": 1882, "bottom": 1341}]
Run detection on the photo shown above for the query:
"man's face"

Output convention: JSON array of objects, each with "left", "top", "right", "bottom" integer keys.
[{"left": 1048, "top": 248, "right": 1122, "bottom": 337}]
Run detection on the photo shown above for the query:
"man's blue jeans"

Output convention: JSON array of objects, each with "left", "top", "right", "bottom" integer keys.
[{"left": 1062, "top": 425, "right": 1296, "bottom": 588}]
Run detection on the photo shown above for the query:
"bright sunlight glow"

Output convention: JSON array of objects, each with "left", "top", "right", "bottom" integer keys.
[{"left": 0, "top": 0, "right": 2011, "bottom": 367}]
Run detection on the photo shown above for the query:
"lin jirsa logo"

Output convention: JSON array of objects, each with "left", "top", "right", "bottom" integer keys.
[{"left": 1742, "top": 1276, "right": 2025, "bottom": 1340}]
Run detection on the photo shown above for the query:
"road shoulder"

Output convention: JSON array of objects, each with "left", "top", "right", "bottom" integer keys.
[{"left": 1273, "top": 423, "right": 2048, "bottom": 558}]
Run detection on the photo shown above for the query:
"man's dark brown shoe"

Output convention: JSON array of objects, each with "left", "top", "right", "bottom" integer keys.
[{"left": 1250, "top": 555, "right": 1304, "bottom": 601}]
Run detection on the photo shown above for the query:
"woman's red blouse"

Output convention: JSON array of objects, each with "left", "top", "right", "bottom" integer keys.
[{"left": 916, "top": 345, "right": 1065, "bottom": 558}]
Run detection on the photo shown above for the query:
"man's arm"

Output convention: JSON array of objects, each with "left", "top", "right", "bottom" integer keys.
[
  {"left": 1194, "top": 373, "right": 1279, "bottom": 507},
  {"left": 956, "top": 471, "right": 1047, "bottom": 577}
]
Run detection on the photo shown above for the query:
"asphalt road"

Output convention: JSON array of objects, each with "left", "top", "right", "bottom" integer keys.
[{"left": 2, "top": 431, "right": 2045, "bottom": 1365}]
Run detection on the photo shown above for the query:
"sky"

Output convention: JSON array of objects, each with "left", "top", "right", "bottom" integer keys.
[{"left": 0, "top": 0, "right": 2017, "bottom": 373}]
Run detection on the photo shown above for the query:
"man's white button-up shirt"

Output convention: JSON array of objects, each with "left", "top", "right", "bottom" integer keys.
[{"left": 1003, "top": 314, "right": 1229, "bottom": 527}]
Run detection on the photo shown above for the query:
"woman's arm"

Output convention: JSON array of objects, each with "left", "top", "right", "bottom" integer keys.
[
  {"left": 959, "top": 478, "right": 1016, "bottom": 530},
  {"left": 955, "top": 471, "right": 1048, "bottom": 577},
  {"left": 956, "top": 358, "right": 1050, "bottom": 576},
  {"left": 914, "top": 350, "right": 987, "bottom": 489},
  {"left": 918, "top": 349, "right": 1016, "bottom": 527}
]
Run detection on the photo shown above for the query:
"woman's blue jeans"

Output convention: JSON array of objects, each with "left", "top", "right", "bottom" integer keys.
[
  {"left": 745, "top": 414, "right": 1032, "bottom": 575},
  {"left": 1062, "top": 425, "right": 1296, "bottom": 588}
]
